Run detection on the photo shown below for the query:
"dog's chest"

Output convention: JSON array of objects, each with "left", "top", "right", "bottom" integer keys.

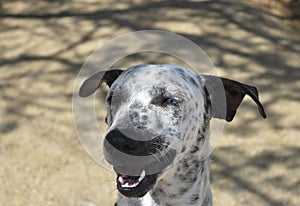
[{"left": 140, "top": 193, "right": 159, "bottom": 206}]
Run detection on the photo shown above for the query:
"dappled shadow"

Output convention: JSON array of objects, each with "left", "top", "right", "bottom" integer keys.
[
  {"left": 0, "top": 0, "right": 299, "bottom": 205},
  {"left": 211, "top": 145, "right": 300, "bottom": 205},
  {"left": 1, "top": 0, "right": 299, "bottom": 133}
]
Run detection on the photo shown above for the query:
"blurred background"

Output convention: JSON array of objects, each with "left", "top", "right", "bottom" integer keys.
[{"left": 0, "top": 0, "right": 299, "bottom": 205}]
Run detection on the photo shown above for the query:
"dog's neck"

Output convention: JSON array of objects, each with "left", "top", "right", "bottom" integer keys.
[
  {"left": 116, "top": 129, "right": 212, "bottom": 206},
  {"left": 149, "top": 154, "right": 211, "bottom": 206}
]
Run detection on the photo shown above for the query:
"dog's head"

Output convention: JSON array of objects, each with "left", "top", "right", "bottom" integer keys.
[{"left": 79, "top": 64, "right": 266, "bottom": 198}]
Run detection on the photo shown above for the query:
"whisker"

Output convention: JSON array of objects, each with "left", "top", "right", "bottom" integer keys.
[
  {"left": 154, "top": 148, "right": 172, "bottom": 166},
  {"left": 150, "top": 152, "right": 162, "bottom": 163}
]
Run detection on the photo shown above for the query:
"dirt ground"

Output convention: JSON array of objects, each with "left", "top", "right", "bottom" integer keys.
[{"left": 1, "top": 0, "right": 299, "bottom": 205}]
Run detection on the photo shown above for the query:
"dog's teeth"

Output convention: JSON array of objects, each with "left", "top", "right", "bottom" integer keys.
[
  {"left": 118, "top": 176, "right": 124, "bottom": 184},
  {"left": 138, "top": 170, "right": 146, "bottom": 182},
  {"left": 123, "top": 182, "right": 139, "bottom": 188},
  {"left": 119, "top": 171, "right": 146, "bottom": 189},
  {"left": 119, "top": 170, "right": 146, "bottom": 189}
]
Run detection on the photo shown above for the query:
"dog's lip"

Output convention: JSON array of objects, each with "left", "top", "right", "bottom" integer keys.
[
  {"left": 107, "top": 148, "right": 178, "bottom": 176},
  {"left": 116, "top": 170, "right": 158, "bottom": 198}
]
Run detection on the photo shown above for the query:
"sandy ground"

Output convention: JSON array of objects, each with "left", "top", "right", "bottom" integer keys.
[{"left": 1, "top": 0, "right": 299, "bottom": 205}]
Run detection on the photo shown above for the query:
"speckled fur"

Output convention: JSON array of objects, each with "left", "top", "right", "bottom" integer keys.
[
  {"left": 80, "top": 63, "right": 265, "bottom": 205},
  {"left": 105, "top": 65, "right": 213, "bottom": 206}
]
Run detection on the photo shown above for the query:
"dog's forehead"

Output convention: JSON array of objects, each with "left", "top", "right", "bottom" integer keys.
[{"left": 113, "top": 64, "right": 203, "bottom": 94}]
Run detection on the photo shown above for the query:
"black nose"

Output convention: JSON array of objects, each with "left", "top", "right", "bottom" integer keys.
[{"left": 105, "top": 129, "right": 150, "bottom": 156}]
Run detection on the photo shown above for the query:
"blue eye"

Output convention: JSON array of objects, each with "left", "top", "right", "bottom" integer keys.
[{"left": 163, "top": 98, "right": 179, "bottom": 106}]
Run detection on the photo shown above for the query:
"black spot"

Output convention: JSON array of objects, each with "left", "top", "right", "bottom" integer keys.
[
  {"left": 141, "top": 115, "right": 148, "bottom": 121},
  {"left": 200, "top": 122, "right": 209, "bottom": 134},
  {"left": 197, "top": 133, "right": 205, "bottom": 142},
  {"left": 179, "top": 175, "right": 187, "bottom": 181},
  {"left": 183, "top": 160, "right": 189, "bottom": 169},
  {"left": 157, "top": 188, "right": 164, "bottom": 194},
  {"left": 175, "top": 67, "right": 189, "bottom": 82},
  {"left": 130, "top": 111, "right": 139, "bottom": 118},
  {"left": 192, "top": 159, "right": 200, "bottom": 167},
  {"left": 157, "top": 71, "right": 165, "bottom": 75},
  {"left": 174, "top": 67, "right": 184, "bottom": 72},
  {"left": 191, "top": 175, "right": 198, "bottom": 183},
  {"left": 190, "top": 194, "right": 199, "bottom": 203},
  {"left": 190, "top": 145, "right": 199, "bottom": 153},
  {"left": 172, "top": 108, "right": 181, "bottom": 119},
  {"left": 181, "top": 145, "right": 186, "bottom": 153},
  {"left": 179, "top": 187, "right": 189, "bottom": 194},
  {"left": 169, "top": 194, "right": 177, "bottom": 198},
  {"left": 189, "top": 76, "right": 199, "bottom": 88},
  {"left": 204, "top": 86, "right": 212, "bottom": 116}
]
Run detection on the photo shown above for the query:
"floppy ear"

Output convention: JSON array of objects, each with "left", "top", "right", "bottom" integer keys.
[
  {"left": 79, "top": 70, "right": 123, "bottom": 97},
  {"left": 203, "top": 75, "right": 266, "bottom": 122}
]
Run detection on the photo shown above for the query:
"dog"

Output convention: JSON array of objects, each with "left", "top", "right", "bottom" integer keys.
[{"left": 79, "top": 64, "right": 266, "bottom": 206}]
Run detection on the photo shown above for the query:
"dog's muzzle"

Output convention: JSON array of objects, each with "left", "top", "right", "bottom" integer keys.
[{"left": 103, "top": 128, "right": 177, "bottom": 197}]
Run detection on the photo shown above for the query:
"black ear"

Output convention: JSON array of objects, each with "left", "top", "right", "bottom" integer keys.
[
  {"left": 79, "top": 70, "right": 123, "bottom": 97},
  {"left": 203, "top": 75, "right": 266, "bottom": 122}
]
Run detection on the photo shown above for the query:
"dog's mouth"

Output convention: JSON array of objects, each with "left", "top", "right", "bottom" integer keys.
[{"left": 116, "top": 170, "right": 158, "bottom": 197}]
